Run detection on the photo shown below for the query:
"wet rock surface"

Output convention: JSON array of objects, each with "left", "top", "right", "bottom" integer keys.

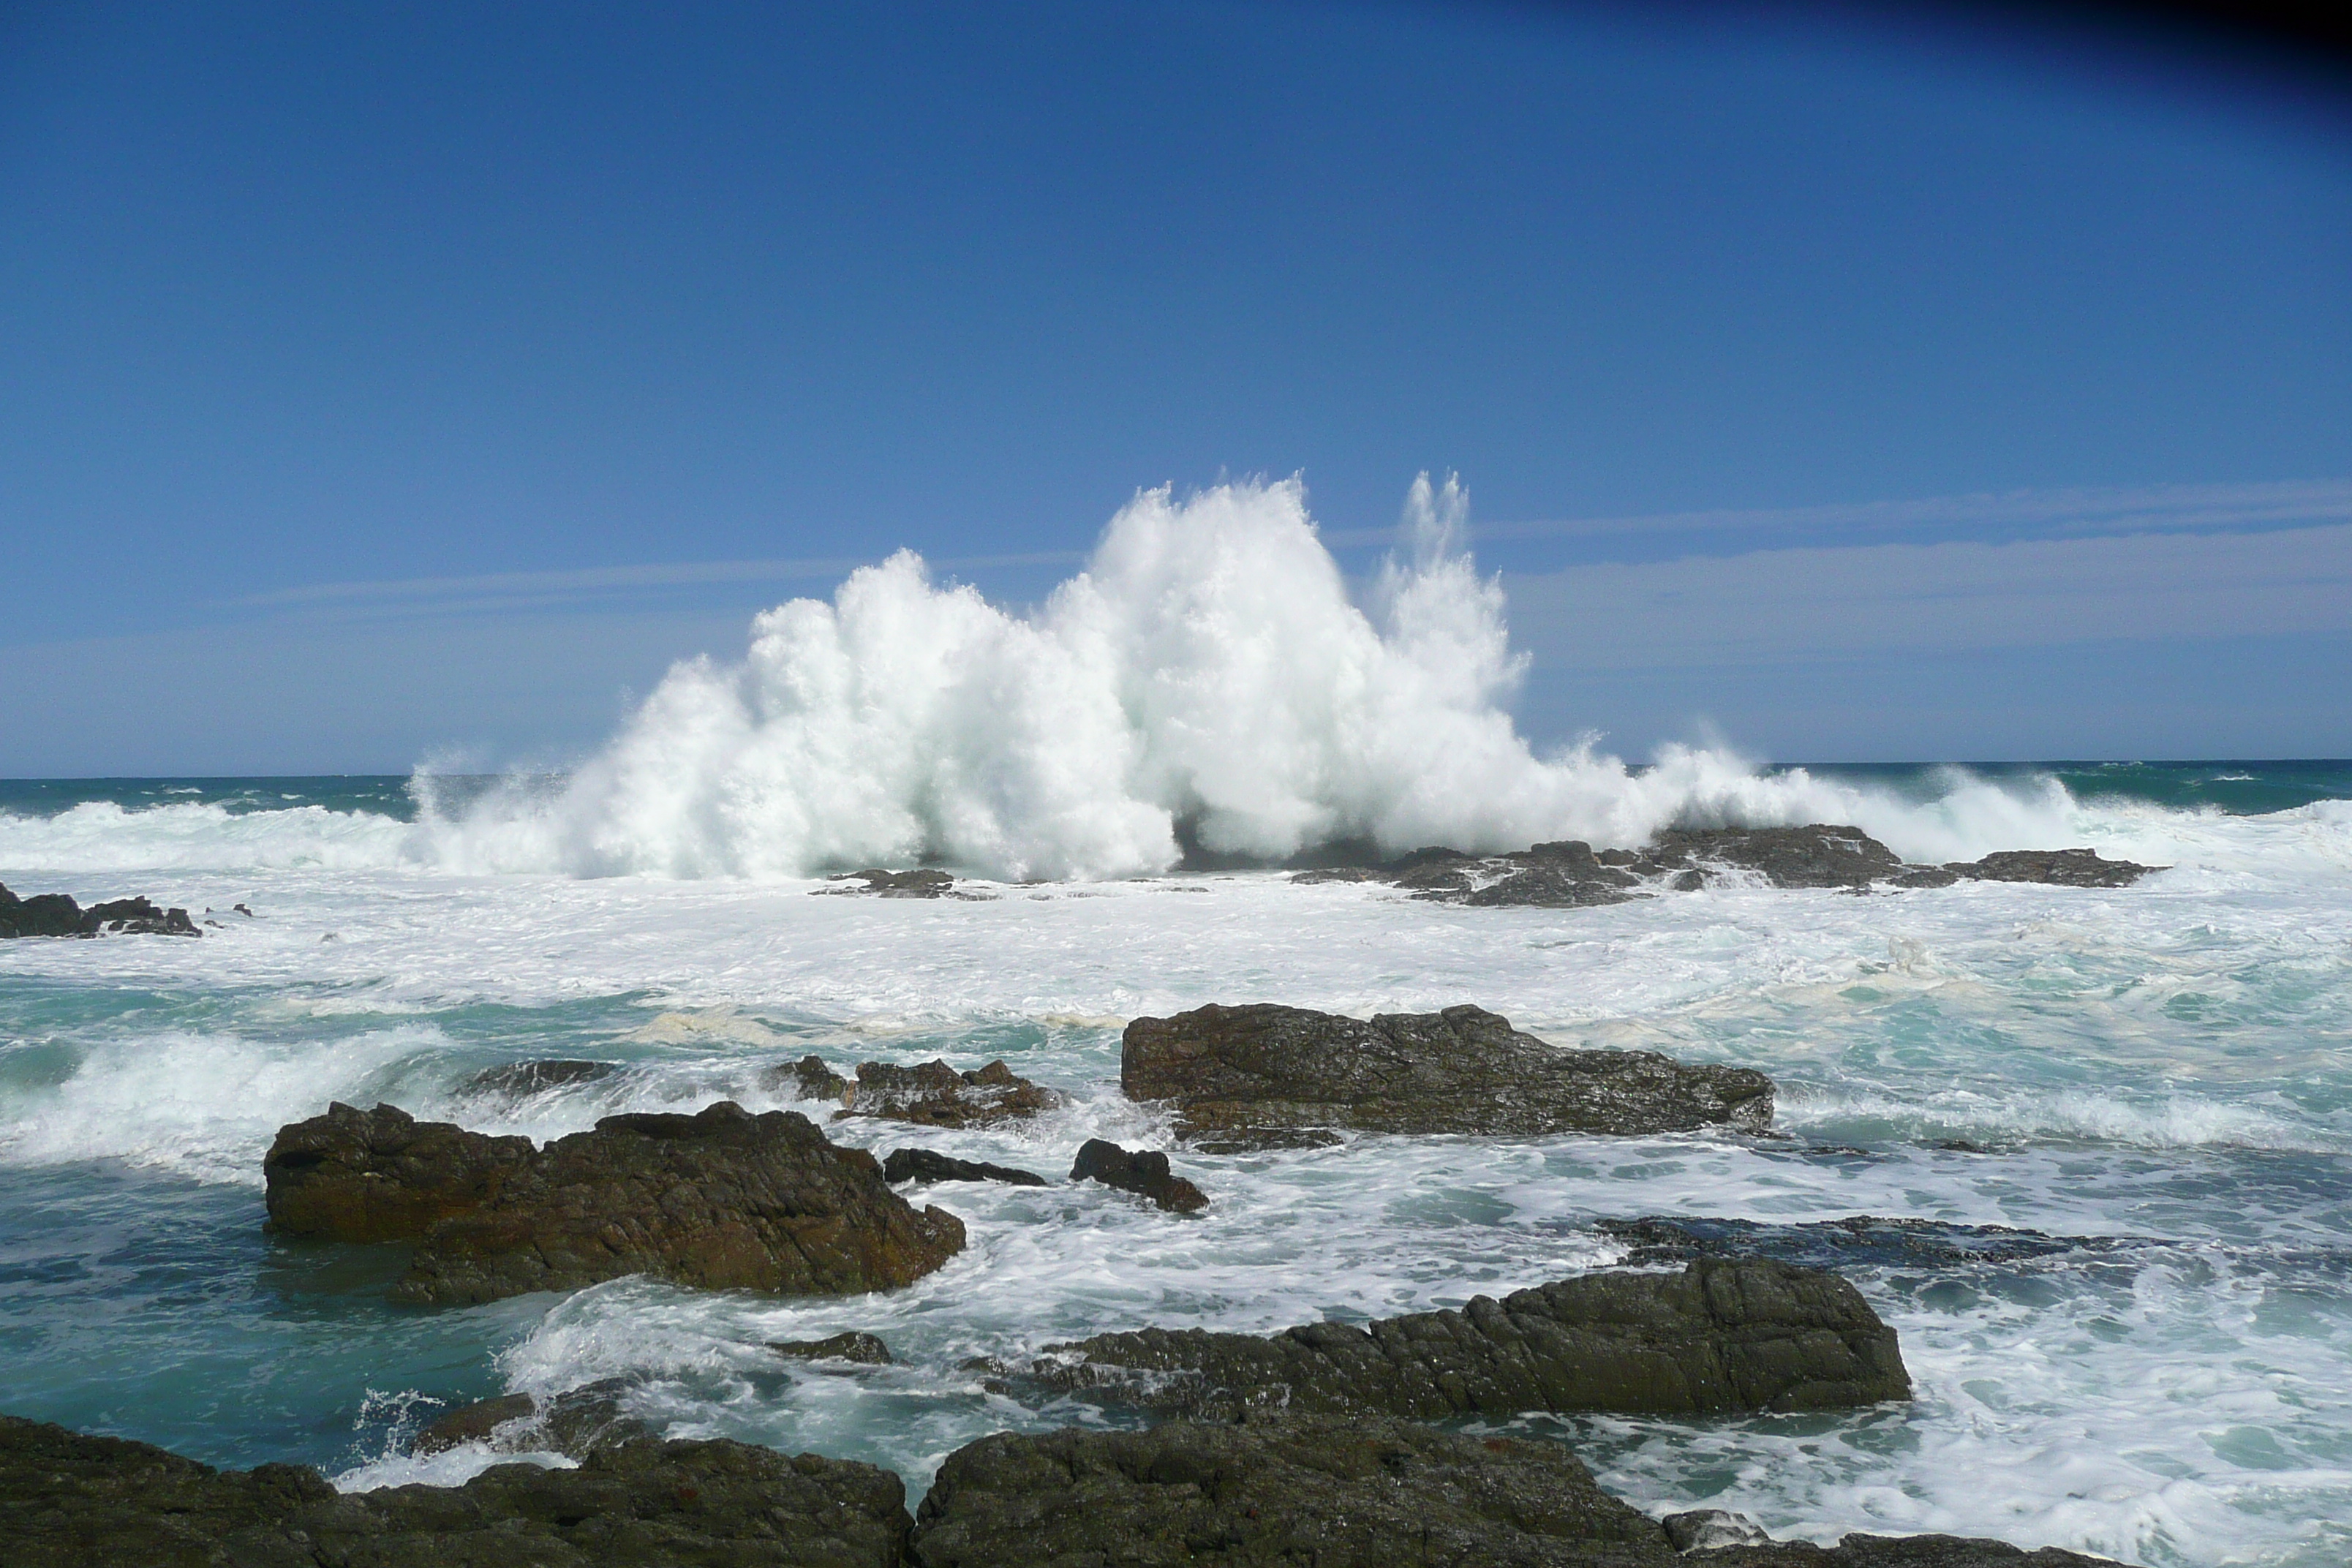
[
  {"left": 818, "top": 867, "right": 993, "bottom": 899},
  {"left": 1285, "top": 825, "right": 2160, "bottom": 903},
  {"left": 412, "top": 1379, "right": 649, "bottom": 1459},
  {"left": 1069, "top": 1138, "right": 1208, "bottom": 1213},
  {"left": 909, "top": 1411, "right": 1678, "bottom": 1567},
  {"left": 1013, "top": 1257, "right": 1910, "bottom": 1420},
  {"left": 264, "top": 1101, "right": 538, "bottom": 1244},
  {"left": 0, "top": 1411, "right": 912, "bottom": 1568},
  {"left": 882, "top": 1147, "right": 1049, "bottom": 1186},
  {"left": 1124, "top": 1003, "right": 1775, "bottom": 1138},
  {"left": 391, "top": 1101, "right": 966, "bottom": 1305},
  {"left": 771, "top": 1057, "right": 1063, "bottom": 1128},
  {"left": 1596, "top": 1215, "right": 2153, "bottom": 1273},
  {"left": 772, "top": 1330, "right": 895, "bottom": 1366},
  {"left": 461, "top": 1058, "right": 618, "bottom": 1098},
  {"left": 0, "top": 882, "right": 200, "bottom": 938}
]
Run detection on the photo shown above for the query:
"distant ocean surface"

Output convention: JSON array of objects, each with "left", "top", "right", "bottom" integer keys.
[{"left": 1, "top": 757, "right": 2348, "bottom": 1567}]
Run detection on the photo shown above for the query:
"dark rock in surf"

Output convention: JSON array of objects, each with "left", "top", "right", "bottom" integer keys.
[
  {"left": 1183, "top": 1126, "right": 1346, "bottom": 1153},
  {"left": 0, "top": 882, "right": 199, "bottom": 938},
  {"left": 411, "top": 1379, "right": 649, "bottom": 1458},
  {"left": 392, "top": 1101, "right": 966, "bottom": 1305},
  {"left": 462, "top": 1058, "right": 617, "bottom": 1097},
  {"left": 1645, "top": 825, "right": 1906, "bottom": 888},
  {"left": 821, "top": 866, "right": 974, "bottom": 897},
  {"left": 771, "top": 1330, "right": 894, "bottom": 1365},
  {"left": 772, "top": 1052, "right": 854, "bottom": 1103},
  {"left": 883, "top": 1146, "right": 1049, "bottom": 1186},
  {"left": 909, "top": 1411, "right": 1678, "bottom": 1567},
  {"left": 1122, "top": 1003, "right": 1774, "bottom": 1138},
  {"left": 0, "top": 1411, "right": 913, "bottom": 1567},
  {"left": 264, "top": 1101, "right": 537, "bottom": 1243},
  {"left": 1069, "top": 1138, "right": 1208, "bottom": 1213},
  {"left": 1013, "top": 1256, "right": 1909, "bottom": 1420},
  {"left": 1709, "top": 1539, "right": 2136, "bottom": 1566},
  {"left": 412, "top": 1391, "right": 540, "bottom": 1455},
  {"left": 1596, "top": 1215, "right": 2148, "bottom": 1273},
  {"left": 1667, "top": 1508, "right": 1774, "bottom": 1550},
  {"left": 1946, "top": 848, "right": 2159, "bottom": 887},
  {"left": 840, "top": 1059, "right": 1064, "bottom": 1128}
]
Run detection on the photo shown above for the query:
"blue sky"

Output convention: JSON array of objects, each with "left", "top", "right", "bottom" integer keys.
[{"left": 3, "top": 1, "right": 2348, "bottom": 774}]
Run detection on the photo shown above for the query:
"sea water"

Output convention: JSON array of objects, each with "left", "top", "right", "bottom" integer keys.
[{"left": 4, "top": 482, "right": 2351, "bottom": 1566}]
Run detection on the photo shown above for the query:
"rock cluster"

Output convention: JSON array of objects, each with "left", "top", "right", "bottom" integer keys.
[
  {"left": 264, "top": 1100, "right": 965, "bottom": 1306},
  {"left": 1123, "top": 1003, "right": 1774, "bottom": 1139},
  {"left": 1292, "top": 825, "right": 2159, "bottom": 905},
  {"left": 0, "top": 882, "right": 200, "bottom": 938},
  {"left": 1069, "top": 1138, "right": 1208, "bottom": 1213},
  {"left": 1014, "top": 1257, "right": 1910, "bottom": 1420},
  {"left": 774, "top": 1056, "right": 1064, "bottom": 1128}
]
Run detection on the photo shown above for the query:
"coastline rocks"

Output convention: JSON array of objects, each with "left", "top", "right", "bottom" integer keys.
[
  {"left": 772, "top": 1056, "right": 1064, "bottom": 1128},
  {"left": 1069, "top": 1138, "right": 1208, "bottom": 1213},
  {"left": 1123, "top": 1003, "right": 1775, "bottom": 1138},
  {"left": 264, "top": 1101, "right": 537, "bottom": 1243},
  {"left": 391, "top": 1101, "right": 965, "bottom": 1305},
  {"left": 0, "top": 1412, "right": 911, "bottom": 1568},
  {"left": 1949, "top": 848, "right": 2157, "bottom": 887},
  {"left": 819, "top": 867, "right": 995, "bottom": 899},
  {"left": 910, "top": 1411, "right": 1678, "bottom": 1568},
  {"left": 461, "top": 1058, "right": 617, "bottom": 1097},
  {"left": 0, "top": 882, "right": 199, "bottom": 938},
  {"left": 412, "top": 1379, "right": 649, "bottom": 1459},
  {"left": 772, "top": 1330, "right": 895, "bottom": 1365},
  {"left": 883, "top": 1147, "right": 1049, "bottom": 1186},
  {"left": 1016, "top": 1258, "right": 1909, "bottom": 1420}
]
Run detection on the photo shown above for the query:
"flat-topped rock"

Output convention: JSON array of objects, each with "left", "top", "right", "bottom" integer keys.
[
  {"left": 883, "top": 1147, "right": 1049, "bottom": 1186},
  {"left": 1013, "top": 1257, "right": 1908, "bottom": 1420},
  {"left": 0, "top": 1412, "right": 911, "bottom": 1567},
  {"left": 264, "top": 1101, "right": 537, "bottom": 1243},
  {"left": 772, "top": 1056, "right": 1063, "bottom": 1128},
  {"left": 1948, "top": 848, "right": 2159, "bottom": 886},
  {"left": 461, "top": 1058, "right": 617, "bottom": 1097},
  {"left": 392, "top": 1101, "right": 965, "bottom": 1305},
  {"left": 0, "top": 882, "right": 200, "bottom": 938},
  {"left": 1123, "top": 1003, "right": 1774, "bottom": 1137}
]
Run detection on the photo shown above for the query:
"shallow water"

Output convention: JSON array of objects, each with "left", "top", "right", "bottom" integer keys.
[{"left": 4, "top": 774, "right": 2351, "bottom": 1567}]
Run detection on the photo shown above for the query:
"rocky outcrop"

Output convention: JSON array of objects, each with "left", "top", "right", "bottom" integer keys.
[
  {"left": 1287, "top": 826, "right": 2160, "bottom": 904},
  {"left": 1070, "top": 1138, "right": 1208, "bottom": 1213},
  {"left": 1123, "top": 1003, "right": 1774, "bottom": 1138},
  {"left": 411, "top": 1379, "right": 648, "bottom": 1458},
  {"left": 771, "top": 1056, "right": 1064, "bottom": 1128},
  {"left": 461, "top": 1058, "right": 617, "bottom": 1097},
  {"left": 264, "top": 1101, "right": 538, "bottom": 1243},
  {"left": 910, "top": 1411, "right": 1676, "bottom": 1567},
  {"left": 772, "top": 1330, "right": 894, "bottom": 1365},
  {"left": 883, "top": 1147, "right": 1049, "bottom": 1186},
  {"left": 818, "top": 867, "right": 994, "bottom": 899},
  {"left": 1010, "top": 1258, "right": 1908, "bottom": 1420},
  {"left": 0, "top": 1411, "right": 911, "bottom": 1567},
  {"left": 391, "top": 1101, "right": 965, "bottom": 1305},
  {"left": 0, "top": 883, "right": 199, "bottom": 938}
]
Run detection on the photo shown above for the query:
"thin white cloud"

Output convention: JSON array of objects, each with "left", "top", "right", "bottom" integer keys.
[{"left": 1505, "top": 521, "right": 2352, "bottom": 669}]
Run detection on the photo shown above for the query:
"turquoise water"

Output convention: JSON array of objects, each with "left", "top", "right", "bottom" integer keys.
[{"left": 3, "top": 761, "right": 2351, "bottom": 1565}]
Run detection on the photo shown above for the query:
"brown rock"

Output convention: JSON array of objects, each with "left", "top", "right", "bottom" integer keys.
[
  {"left": 263, "top": 1101, "right": 536, "bottom": 1243},
  {"left": 840, "top": 1059, "right": 1063, "bottom": 1128},
  {"left": 1070, "top": 1138, "right": 1208, "bottom": 1213}
]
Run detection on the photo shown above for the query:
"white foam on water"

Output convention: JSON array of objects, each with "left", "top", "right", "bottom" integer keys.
[{"left": 0, "top": 799, "right": 414, "bottom": 875}]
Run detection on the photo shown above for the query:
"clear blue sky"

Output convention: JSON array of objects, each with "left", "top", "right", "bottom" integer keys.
[{"left": 4, "top": 1, "right": 2348, "bottom": 774}]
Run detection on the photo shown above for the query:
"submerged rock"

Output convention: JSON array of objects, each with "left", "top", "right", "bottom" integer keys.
[
  {"left": 882, "top": 1146, "right": 1049, "bottom": 1186},
  {"left": 1069, "top": 1138, "right": 1208, "bottom": 1213},
  {"left": 411, "top": 1379, "right": 649, "bottom": 1459},
  {"left": 0, "top": 882, "right": 199, "bottom": 938},
  {"left": 1013, "top": 1257, "right": 1908, "bottom": 1420},
  {"left": 264, "top": 1101, "right": 537, "bottom": 1243},
  {"left": 461, "top": 1058, "right": 617, "bottom": 1097},
  {"left": 391, "top": 1101, "right": 966, "bottom": 1305},
  {"left": 0, "top": 1412, "right": 911, "bottom": 1567},
  {"left": 1946, "top": 848, "right": 2160, "bottom": 887},
  {"left": 772, "top": 1330, "right": 895, "bottom": 1365},
  {"left": 1667, "top": 1508, "right": 1774, "bottom": 1550},
  {"left": 819, "top": 866, "right": 995, "bottom": 898},
  {"left": 840, "top": 1059, "right": 1063, "bottom": 1128},
  {"left": 1123, "top": 1003, "right": 1774, "bottom": 1138},
  {"left": 910, "top": 1411, "right": 1677, "bottom": 1567}
]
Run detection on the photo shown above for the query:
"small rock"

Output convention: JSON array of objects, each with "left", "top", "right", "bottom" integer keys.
[
  {"left": 882, "top": 1147, "right": 1049, "bottom": 1186},
  {"left": 1665, "top": 1508, "right": 1773, "bottom": 1550},
  {"left": 770, "top": 1330, "right": 894, "bottom": 1365},
  {"left": 1183, "top": 1126, "right": 1346, "bottom": 1154},
  {"left": 839, "top": 1058, "right": 1063, "bottom": 1128},
  {"left": 1945, "top": 848, "right": 2160, "bottom": 886},
  {"left": 462, "top": 1059, "right": 617, "bottom": 1097},
  {"left": 412, "top": 1392, "right": 539, "bottom": 1455},
  {"left": 1070, "top": 1138, "right": 1208, "bottom": 1213}
]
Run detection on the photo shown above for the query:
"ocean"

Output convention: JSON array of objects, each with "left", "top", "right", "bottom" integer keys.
[{"left": 3, "top": 488, "right": 2350, "bottom": 1566}]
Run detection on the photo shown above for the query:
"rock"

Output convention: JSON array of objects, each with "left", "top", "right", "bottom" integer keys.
[
  {"left": 263, "top": 1101, "right": 538, "bottom": 1243},
  {"left": 412, "top": 1380, "right": 651, "bottom": 1459},
  {"left": 1183, "top": 1126, "right": 1347, "bottom": 1154},
  {"left": 839, "top": 1059, "right": 1063, "bottom": 1128},
  {"left": 1646, "top": 826, "right": 1905, "bottom": 889},
  {"left": 0, "top": 1411, "right": 912, "bottom": 1568},
  {"left": 1014, "top": 1257, "right": 1909, "bottom": 1420},
  {"left": 772, "top": 1053, "right": 855, "bottom": 1102},
  {"left": 1711, "top": 1539, "right": 2133, "bottom": 1565},
  {"left": 1666, "top": 1508, "right": 1774, "bottom": 1550},
  {"left": 1594, "top": 1215, "right": 2145, "bottom": 1273},
  {"left": 390, "top": 1101, "right": 965, "bottom": 1305},
  {"left": 823, "top": 867, "right": 961, "bottom": 897},
  {"left": 411, "top": 1391, "right": 539, "bottom": 1455},
  {"left": 462, "top": 1058, "right": 617, "bottom": 1097},
  {"left": 883, "top": 1147, "right": 1049, "bottom": 1186},
  {"left": 909, "top": 1411, "right": 1681, "bottom": 1567},
  {"left": 0, "top": 882, "right": 200, "bottom": 938},
  {"left": 1465, "top": 862, "right": 1642, "bottom": 908},
  {"left": 1945, "top": 848, "right": 2160, "bottom": 887},
  {"left": 772, "top": 1330, "right": 894, "bottom": 1365},
  {"left": 1069, "top": 1138, "right": 1208, "bottom": 1213},
  {"left": 1123, "top": 1003, "right": 1774, "bottom": 1138}
]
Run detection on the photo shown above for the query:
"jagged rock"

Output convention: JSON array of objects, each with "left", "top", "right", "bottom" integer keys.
[
  {"left": 263, "top": 1101, "right": 538, "bottom": 1243},
  {"left": 411, "top": 1379, "right": 648, "bottom": 1458},
  {"left": 1466, "top": 862, "right": 1643, "bottom": 908},
  {"left": 391, "top": 1101, "right": 966, "bottom": 1305},
  {"left": 1596, "top": 1215, "right": 2146, "bottom": 1273},
  {"left": 462, "top": 1058, "right": 617, "bottom": 1097},
  {"left": 0, "top": 882, "right": 199, "bottom": 938},
  {"left": 910, "top": 1411, "right": 1681, "bottom": 1567},
  {"left": 1123, "top": 1003, "right": 1774, "bottom": 1138},
  {"left": 412, "top": 1391, "right": 539, "bottom": 1455},
  {"left": 1946, "top": 848, "right": 2159, "bottom": 886},
  {"left": 772, "top": 1053, "right": 855, "bottom": 1102},
  {"left": 0, "top": 1411, "right": 911, "bottom": 1567},
  {"left": 1183, "top": 1126, "right": 1346, "bottom": 1154},
  {"left": 883, "top": 1147, "right": 1049, "bottom": 1186},
  {"left": 1667, "top": 1508, "right": 1774, "bottom": 1550},
  {"left": 772, "top": 1330, "right": 894, "bottom": 1365},
  {"left": 1646, "top": 826, "right": 1905, "bottom": 888},
  {"left": 1014, "top": 1258, "right": 1908, "bottom": 1419},
  {"left": 1070, "top": 1138, "right": 1208, "bottom": 1213},
  {"left": 840, "top": 1060, "right": 1063, "bottom": 1128},
  {"left": 823, "top": 867, "right": 960, "bottom": 896}
]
